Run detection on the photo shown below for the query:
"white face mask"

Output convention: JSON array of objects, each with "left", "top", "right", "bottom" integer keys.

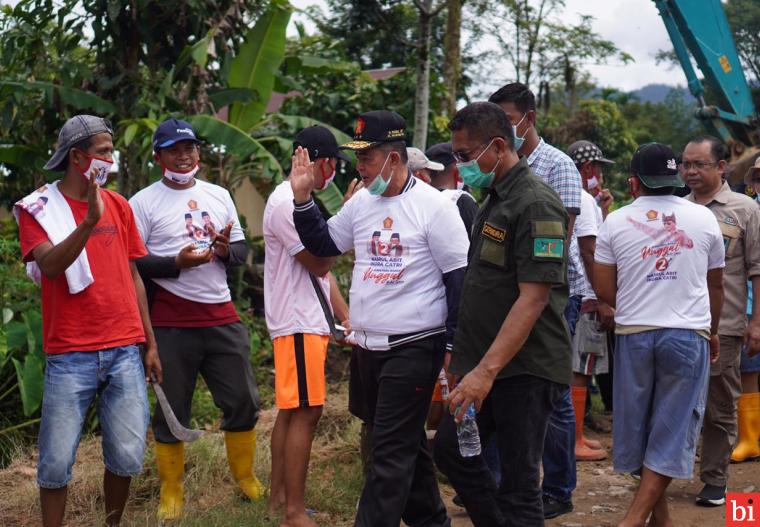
[
  {"left": 513, "top": 114, "right": 528, "bottom": 151},
  {"left": 587, "top": 175, "right": 600, "bottom": 191},
  {"left": 79, "top": 154, "right": 113, "bottom": 185},
  {"left": 162, "top": 164, "right": 199, "bottom": 185}
]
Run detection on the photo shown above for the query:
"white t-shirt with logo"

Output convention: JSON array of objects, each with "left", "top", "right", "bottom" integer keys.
[
  {"left": 595, "top": 195, "right": 725, "bottom": 331},
  {"left": 129, "top": 178, "right": 245, "bottom": 303},
  {"left": 263, "top": 181, "right": 331, "bottom": 339},
  {"left": 575, "top": 190, "right": 604, "bottom": 300},
  {"left": 327, "top": 179, "right": 469, "bottom": 339}
]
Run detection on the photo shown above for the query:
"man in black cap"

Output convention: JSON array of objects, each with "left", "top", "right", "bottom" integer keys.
[
  {"left": 290, "top": 110, "right": 468, "bottom": 527},
  {"left": 129, "top": 118, "right": 263, "bottom": 521},
  {"left": 263, "top": 125, "right": 351, "bottom": 526},
  {"left": 593, "top": 142, "right": 725, "bottom": 527},
  {"left": 15, "top": 115, "right": 161, "bottom": 527}
]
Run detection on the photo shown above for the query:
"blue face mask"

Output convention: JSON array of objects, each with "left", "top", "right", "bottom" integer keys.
[
  {"left": 456, "top": 139, "right": 500, "bottom": 188},
  {"left": 367, "top": 153, "right": 392, "bottom": 195},
  {"left": 513, "top": 114, "right": 527, "bottom": 151}
]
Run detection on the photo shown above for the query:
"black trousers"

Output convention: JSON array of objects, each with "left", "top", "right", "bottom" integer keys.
[
  {"left": 353, "top": 335, "right": 450, "bottom": 527},
  {"left": 152, "top": 322, "right": 260, "bottom": 444},
  {"left": 434, "top": 374, "right": 563, "bottom": 527}
]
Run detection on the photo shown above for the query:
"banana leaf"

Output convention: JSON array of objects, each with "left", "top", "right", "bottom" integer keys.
[{"left": 227, "top": 0, "right": 292, "bottom": 131}]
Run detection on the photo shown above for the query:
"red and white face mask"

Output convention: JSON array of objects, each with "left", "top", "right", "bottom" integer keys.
[
  {"left": 77, "top": 153, "right": 113, "bottom": 185},
  {"left": 162, "top": 164, "right": 200, "bottom": 185}
]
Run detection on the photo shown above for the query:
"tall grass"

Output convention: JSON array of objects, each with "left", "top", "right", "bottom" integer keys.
[{"left": 0, "top": 385, "right": 363, "bottom": 526}]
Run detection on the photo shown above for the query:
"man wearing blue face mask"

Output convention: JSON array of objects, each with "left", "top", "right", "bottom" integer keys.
[
  {"left": 489, "top": 82, "right": 587, "bottom": 519},
  {"left": 290, "top": 110, "right": 468, "bottom": 527},
  {"left": 433, "top": 101, "right": 571, "bottom": 527}
]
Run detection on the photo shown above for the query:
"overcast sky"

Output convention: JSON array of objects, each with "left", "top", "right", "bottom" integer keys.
[{"left": 289, "top": 0, "right": 686, "bottom": 93}]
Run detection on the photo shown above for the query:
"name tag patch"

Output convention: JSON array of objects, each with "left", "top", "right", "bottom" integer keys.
[
  {"left": 482, "top": 222, "right": 506, "bottom": 243},
  {"left": 533, "top": 238, "right": 564, "bottom": 259}
]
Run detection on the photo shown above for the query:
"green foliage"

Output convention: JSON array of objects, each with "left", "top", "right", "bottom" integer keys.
[{"left": 228, "top": 0, "right": 293, "bottom": 130}]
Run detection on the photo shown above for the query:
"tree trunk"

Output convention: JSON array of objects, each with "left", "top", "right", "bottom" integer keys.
[
  {"left": 442, "top": 0, "right": 462, "bottom": 118},
  {"left": 413, "top": 0, "right": 433, "bottom": 150}
]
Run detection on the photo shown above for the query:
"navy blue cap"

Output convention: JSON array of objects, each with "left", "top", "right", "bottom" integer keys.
[{"left": 153, "top": 118, "right": 202, "bottom": 151}]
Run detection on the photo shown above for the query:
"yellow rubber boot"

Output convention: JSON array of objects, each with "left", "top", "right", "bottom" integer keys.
[
  {"left": 731, "top": 392, "right": 760, "bottom": 463},
  {"left": 224, "top": 429, "right": 265, "bottom": 500},
  {"left": 155, "top": 442, "right": 184, "bottom": 521}
]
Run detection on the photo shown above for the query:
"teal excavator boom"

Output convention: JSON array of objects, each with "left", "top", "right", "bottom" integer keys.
[{"left": 653, "top": 0, "right": 759, "bottom": 170}]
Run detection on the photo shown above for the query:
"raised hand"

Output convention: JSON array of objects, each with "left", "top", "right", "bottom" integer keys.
[
  {"left": 289, "top": 146, "right": 315, "bottom": 203},
  {"left": 209, "top": 222, "right": 233, "bottom": 260},
  {"left": 84, "top": 172, "right": 104, "bottom": 226}
]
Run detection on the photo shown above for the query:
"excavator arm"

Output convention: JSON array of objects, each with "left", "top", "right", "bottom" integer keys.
[{"left": 653, "top": 0, "right": 759, "bottom": 173}]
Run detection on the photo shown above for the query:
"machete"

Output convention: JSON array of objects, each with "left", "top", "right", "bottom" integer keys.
[{"left": 151, "top": 379, "right": 202, "bottom": 443}]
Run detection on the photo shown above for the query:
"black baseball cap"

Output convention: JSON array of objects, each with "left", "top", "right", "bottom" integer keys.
[
  {"left": 293, "top": 125, "right": 350, "bottom": 162},
  {"left": 630, "top": 142, "right": 684, "bottom": 189},
  {"left": 153, "top": 118, "right": 202, "bottom": 151},
  {"left": 425, "top": 142, "right": 456, "bottom": 168},
  {"left": 340, "top": 110, "right": 406, "bottom": 151},
  {"left": 567, "top": 140, "right": 614, "bottom": 166}
]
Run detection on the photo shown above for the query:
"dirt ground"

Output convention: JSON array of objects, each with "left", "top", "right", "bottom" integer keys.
[{"left": 441, "top": 429, "right": 760, "bottom": 527}]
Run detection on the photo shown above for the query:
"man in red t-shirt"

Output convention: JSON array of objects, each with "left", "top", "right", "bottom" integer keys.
[{"left": 16, "top": 115, "right": 161, "bottom": 527}]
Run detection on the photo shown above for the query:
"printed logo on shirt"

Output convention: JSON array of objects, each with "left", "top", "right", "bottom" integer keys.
[
  {"left": 646, "top": 210, "right": 658, "bottom": 221},
  {"left": 724, "top": 216, "right": 737, "bottom": 226},
  {"left": 364, "top": 217, "right": 406, "bottom": 285},
  {"left": 183, "top": 207, "right": 217, "bottom": 254},
  {"left": 91, "top": 223, "right": 118, "bottom": 246},
  {"left": 188, "top": 199, "right": 199, "bottom": 211},
  {"left": 627, "top": 211, "right": 694, "bottom": 282}
]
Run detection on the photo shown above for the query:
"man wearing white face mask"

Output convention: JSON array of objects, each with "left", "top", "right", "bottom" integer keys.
[
  {"left": 263, "top": 125, "right": 352, "bottom": 526},
  {"left": 16, "top": 115, "right": 161, "bottom": 527},
  {"left": 129, "top": 118, "right": 263, "bottom": 521},
  {"left": 291, "top": 110, "right": 468, "bottom": 527}
]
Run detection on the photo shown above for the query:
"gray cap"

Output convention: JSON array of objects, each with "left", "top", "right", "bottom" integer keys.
[{"left": 44, "top": 115, "right": 113, "bottom": 171}]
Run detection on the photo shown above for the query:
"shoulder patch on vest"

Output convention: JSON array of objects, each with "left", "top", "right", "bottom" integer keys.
[
  {"left": 532, "top": 220, "right": 565, "bottom": 237},
  {"left": 533, "top": 238, "right": 564, "bottom": 259}
]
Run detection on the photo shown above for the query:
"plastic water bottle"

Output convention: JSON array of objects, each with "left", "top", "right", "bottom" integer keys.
[
  {"left": 457, "top": 403, "right": 481, "bottom": 457},
  {"left": 438, "top": 368, "right": 449, "bottom": 400}
]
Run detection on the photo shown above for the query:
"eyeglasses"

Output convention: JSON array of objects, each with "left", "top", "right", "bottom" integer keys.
[
  {"left": 453, "top": 137, "right": 501, "bottom": 163},
  {"left": 680, "top": 160, "right": 719, "bottom": 171}
]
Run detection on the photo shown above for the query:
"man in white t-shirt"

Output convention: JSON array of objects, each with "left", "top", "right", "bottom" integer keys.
[
  {"left": 263, "top": 125, "right": 351, "bottom": 527},
  {"left": 291, "top": 110, "right": 468, "bottom": 527},
  {"left": 593, "top": 142, "right": 725, "bottom": 527},
  {"left": 129, "top": 119, "right": 263, "bottom": 521},
  {"left": 566, "top": 140, "right": 617, "bottom": 462}
]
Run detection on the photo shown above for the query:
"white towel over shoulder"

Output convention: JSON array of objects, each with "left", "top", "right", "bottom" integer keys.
[{"left": 13, "top": 181, "right": 94, "bottom": 294}]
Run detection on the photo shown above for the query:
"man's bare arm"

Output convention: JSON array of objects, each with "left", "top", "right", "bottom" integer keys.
[
  {"left": 31, "top": 175, "right": 103, "bottom": 279},
  {"left": 592, "top": 262, "right": 617, "bottom": 309},
  {"left": 131, "top": 261, "right": 162, "bottom": 383},
  {"left": 294, "top": 250, "right": 335, "bottom": 278}
]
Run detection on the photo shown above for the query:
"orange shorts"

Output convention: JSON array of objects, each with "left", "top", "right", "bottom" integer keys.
[
  {"left": 273, "top": 333, "right": 328, "bottom": 410},
  {"left": 431, "top": 380, "right": 443, "bottom": 402}
]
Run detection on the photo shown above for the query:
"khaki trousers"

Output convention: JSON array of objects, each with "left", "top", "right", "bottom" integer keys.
[{"left": 700, "top": 335, "right": 742, "bottom": 487}]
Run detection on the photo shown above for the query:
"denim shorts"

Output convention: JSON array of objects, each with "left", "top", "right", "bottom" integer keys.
[
  {"left": 613, "top": 329, "right": 709, "bottom": 480},
  {"left": 37, "top": 345, "right": 149, "bottom": 489},
  {"left": 740, "top": 343, "right": 760, "bottom": 373}
]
